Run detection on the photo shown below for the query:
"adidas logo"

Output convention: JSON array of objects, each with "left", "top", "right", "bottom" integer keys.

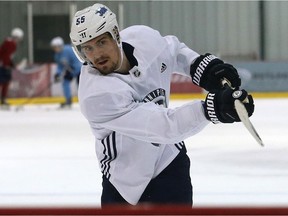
[{"left": 160, "top": 63, "right": 167, "bottom": 73}]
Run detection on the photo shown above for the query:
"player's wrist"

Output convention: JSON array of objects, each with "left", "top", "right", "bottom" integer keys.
[
  {"left": 190, "top": 53, "right": 223, "bottom": 90},
  {"left": 202, "top": 92, "right": 222, "bottom": 124},
  {"left": 190, "top": 53, "right": 241, "bottom": 91}
]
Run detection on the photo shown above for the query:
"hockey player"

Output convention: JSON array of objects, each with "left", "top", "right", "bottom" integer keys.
[
  {"left": 70, "top": 3, "right": 254, "bottom": 206},
  {"left": 0, "top": 28, "right": 24, "bottom": 108},
  {"left": 50, "top": 37, "right": 81, "bottom": 108}
]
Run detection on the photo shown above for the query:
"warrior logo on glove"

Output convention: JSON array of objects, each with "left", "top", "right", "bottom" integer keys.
[
  {"left": 203, "top": 88, "right": 254, "bottom": 124},
  {"left": 190, "top": 53, "right": 241, "bottom": 91},
  {"left": 192, "top": 54, "right": 218, "bottom": 86}
]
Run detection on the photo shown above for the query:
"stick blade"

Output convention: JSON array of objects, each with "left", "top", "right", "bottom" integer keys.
[{"left": 234, "top": 99, "right": 264, "bottom": 146}]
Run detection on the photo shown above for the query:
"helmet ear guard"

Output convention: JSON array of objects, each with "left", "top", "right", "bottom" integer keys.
[
  {"left": 71, "top": 44, "right": 86, "bottom": 63},
  {"left": 112, "top": 26, "right": 120, "bottom": 45},
  {"left": 69, "top": 3, "right": 122, "bottom": 64}
]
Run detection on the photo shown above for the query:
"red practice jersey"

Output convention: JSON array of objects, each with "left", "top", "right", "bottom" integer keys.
[{"left": 0, "top": 38, "right": 17, "bottom": 67}]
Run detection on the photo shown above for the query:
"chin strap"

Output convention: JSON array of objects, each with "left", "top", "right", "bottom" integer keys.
[{"left": 115, "top": 48, "right": 124, "bottom": 72}]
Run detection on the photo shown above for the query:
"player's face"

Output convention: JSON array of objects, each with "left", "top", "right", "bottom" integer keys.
[
  {"left": 81, "top": 34, "right": 121, "bottom": 75},
  {"left": 52, "top": 46, "right": 62, "bottom": 53},
  {"left": 14, "top": 37, "right": 22, "bottom": 44}
]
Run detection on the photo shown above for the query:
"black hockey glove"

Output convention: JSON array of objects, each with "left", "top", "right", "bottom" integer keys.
[
  {"left": 203, "top": 88, "right": 254, "bottom": 124},
  {"left": 54, "top": 73, "right": 61, "bottom": 83},
  {"left": 64, "top": 71, "right": 73, "bottom": 81},
  {"left": 190, "top": 53, "right": 241, "bottom": 91}
]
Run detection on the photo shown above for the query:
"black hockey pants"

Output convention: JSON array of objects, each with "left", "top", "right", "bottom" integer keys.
[{"left": 101, "top": 146, "right": 193, "bottom": 207}]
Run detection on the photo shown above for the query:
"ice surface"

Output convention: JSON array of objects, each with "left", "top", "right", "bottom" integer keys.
[{"left": 0, "top": 99, "right": 287, "bottom": 207}]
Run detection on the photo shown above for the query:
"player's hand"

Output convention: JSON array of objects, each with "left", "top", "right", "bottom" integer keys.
[
  {"left": 64, "top": 71, "right": 73, "bottom": 81},
  {"left": 190, "top": 53, "right": 241, "bottom": 91},
  {"left": 203, "top": 88, "right": 254, "bottom": 124},
  {"left": 54, "top": 73, "right": 61, "bottom": 83}
]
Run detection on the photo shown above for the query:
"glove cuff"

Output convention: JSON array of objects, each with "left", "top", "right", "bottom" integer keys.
[
  {"left": 203, "top": 92, "right": 221, "bottom": 124},
  {"left": 190, "top": 53, "right": 223, "bottom": 88}
]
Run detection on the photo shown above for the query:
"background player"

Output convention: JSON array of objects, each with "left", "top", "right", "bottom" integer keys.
[
  {"left": 50, "top": 36, "right": 82, "bottom": 108},
  {"left": 70, "top": 3, "right": 254, "bottom": 206},
  {"left": 0, "top": 28, "right": 24, "bottom": 108}
]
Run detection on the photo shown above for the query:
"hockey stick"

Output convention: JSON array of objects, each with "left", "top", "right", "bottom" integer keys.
[
  {"left": 15, "top": 81, "right": 54, "bottom": 112},
  {"left": 222, "top": 79, "right": 264, "bottom": 147},
  {"left": 16, "top": 58, "right": 28, "bottom": 71}
]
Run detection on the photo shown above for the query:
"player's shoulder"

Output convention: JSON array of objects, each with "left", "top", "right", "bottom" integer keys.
[
  {"left": 5, "top": 37, "right": 14, "bottom": 42},
  {"left": 63, "top": 44, "right": 73, "bottom": 52},
  {"left": 120, "top": 25, "right": 163, "bottom": 44},
  {"left": 79, "top": 65, "right": 135, "bottom": 120},
  {"left": 120, "top": 25, "right": 167, "bottom": 60},
  {"left": 121, "top": 25, "right": 163, "bottom": 41},
  {"left": 2, "top": 37, "right": 16, "bottom": 45},
  {"left": 121, "top": 25, "right": 158, "bottom": 34}
]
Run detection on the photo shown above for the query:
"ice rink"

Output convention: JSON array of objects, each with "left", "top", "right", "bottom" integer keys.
[{"left": 1, "top": 98, "right": 288, "bottom": 208}]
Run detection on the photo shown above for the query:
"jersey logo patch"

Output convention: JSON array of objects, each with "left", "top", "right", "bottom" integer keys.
[
  {"left": 160, "top": 62, "right": 167, "bottom": 73},
  {"left": 143, "top": 88, "right": 167, "bottom": 107},
  {"left": 133, "top": 69, "right": 141, "bottom": 77}
]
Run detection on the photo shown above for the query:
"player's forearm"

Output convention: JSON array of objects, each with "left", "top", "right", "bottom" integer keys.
[
  {"left": 56, "top": 65, "right": 63, "bottom": 75},
  {"left": 142, "top": 100, "right": 210, "bottom": 144},
  {"left": 95, "top": 100, "right": 210, "bottom": 144}
]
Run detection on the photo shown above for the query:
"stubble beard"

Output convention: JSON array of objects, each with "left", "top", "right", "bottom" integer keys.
[
  {"left": 94, "top": 57, "right": 120, "bottom": 75},
  {"left": 97, "top": 61, "right": 118, "bottom": 75}
]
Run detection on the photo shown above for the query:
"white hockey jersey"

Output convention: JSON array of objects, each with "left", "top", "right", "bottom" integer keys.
[{"left": 78, "top": 25, "right": 210, "bottom": 205}]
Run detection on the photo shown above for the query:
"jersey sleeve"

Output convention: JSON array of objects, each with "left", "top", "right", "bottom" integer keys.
[
  {"left": 81, "top": 91, "right": 209, "bottom": 144},
  {"left": 0, "top": 39, "right": 17, "bottom": 67},
  {"left": 54, "top": 54, "right": 63, "bottom": 75},
  {"left": 70, "top": 52, "right": 81, "bottom": 76},
  {"left": 164, "top": 35, "right": 200, "bottom": 77},
  {"left": 67, "top": 46, "right": 81, "bottom": 76}
]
